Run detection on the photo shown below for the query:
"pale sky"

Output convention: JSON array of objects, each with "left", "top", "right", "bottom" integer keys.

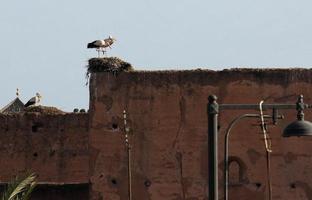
[{"left": 1, "top": 0, "right": 312, "bottom": 111}]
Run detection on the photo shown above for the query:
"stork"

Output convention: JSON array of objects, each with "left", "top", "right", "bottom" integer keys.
[
  {"left": 24, "top": 93, "right": 42, "bottom": 107},
  {"left": 87, "top": 36, "right": 116, "bottom": 57}
]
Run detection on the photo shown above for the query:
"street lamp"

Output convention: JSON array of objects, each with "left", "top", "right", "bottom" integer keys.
[{"left": 207, "top": 94, "right": 312, "bottom": 200}]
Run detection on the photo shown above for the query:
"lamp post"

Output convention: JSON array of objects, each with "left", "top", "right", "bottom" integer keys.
[
  {"left": 207, "top": 95, "right": 312, "bottom": 200},
  {"left": 207, "top": 95, "right": 219, "bottom": 200}
]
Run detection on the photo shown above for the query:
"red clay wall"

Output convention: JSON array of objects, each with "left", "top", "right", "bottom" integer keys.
[
  {"left": 89, "top": 69, "right": 312, "bottom": 200},
  {"left": 0, "top": 113, "right": 89, "bottom": 184}
]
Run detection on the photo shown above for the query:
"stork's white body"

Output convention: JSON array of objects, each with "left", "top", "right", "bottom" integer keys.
[
  {"left": 87, "top": 36, "right": 116, "bottom": 57},
  {"left": 25, "top": 93, "right": 42, "bottom": 107},
  {"left": 92, "top": 40, "right": 106, "bottom": 47}
]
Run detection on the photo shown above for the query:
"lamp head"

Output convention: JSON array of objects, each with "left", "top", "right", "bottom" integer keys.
[
  {"left": 283, "top": 95, "right": 312, "bottom": 137},
  {"left": 283, "top": 120, "right": 312, "bottom": 137}
]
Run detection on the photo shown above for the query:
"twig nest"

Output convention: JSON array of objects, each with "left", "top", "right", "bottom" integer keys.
[
  {"left": 87, "top": 57, "right": 133, "bottom": 74},
  {"left": 24, "top": 106, "right": 66, "bottom": 114}
]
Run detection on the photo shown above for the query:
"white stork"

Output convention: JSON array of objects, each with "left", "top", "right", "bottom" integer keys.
[
  {"left": 24, "top": 93, "right": 42, "bottom": 107},
  {"left": 87, "top": 36, "right": 116, "bottom": 57}
]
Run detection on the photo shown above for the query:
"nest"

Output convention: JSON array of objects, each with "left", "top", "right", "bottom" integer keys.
[
  {"left": 87, "top": 57, "right": 133, "bottom": 74},
  {"left": 23, "top": 106, "right": 66, "bottom": 115}
]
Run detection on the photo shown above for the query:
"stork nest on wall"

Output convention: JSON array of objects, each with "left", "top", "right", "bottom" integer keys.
[
  {"left": 87, "top": 57, "right": 133, "bottom": 74},
  {"left": 24, "top": 106, "right": 66, "bottom": 115},
  {"left": 85, "top": 57, "right": 133, "bottom": 85}
]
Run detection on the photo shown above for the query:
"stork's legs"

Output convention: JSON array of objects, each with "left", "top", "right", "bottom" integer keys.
[
  {"left": 100, "top": 48, "right": 106, "bottom": 57},
  {"left": 96, "top": 48, "right": 101, "bottom": 57},
  {"left": 96, "top": 48, "right": 107, "bottom": 58}
]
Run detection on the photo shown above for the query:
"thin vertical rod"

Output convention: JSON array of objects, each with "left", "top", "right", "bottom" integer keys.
[
  {"left": 123, "top": 110, "right": 132, "bottom": 200},
  {"left": 208, "top": 95, "right": 219, "bottom": 200},
  {"left": 128, "top": 144, "right": 132, "bottom": 200}
]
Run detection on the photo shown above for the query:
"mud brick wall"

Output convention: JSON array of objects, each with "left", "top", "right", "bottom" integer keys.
[
  {"left": 0, "top": 113, "right": 89, "bottom": 184},
  {"left": 89, "top": 69, "right": 312, "bottom": 200}
]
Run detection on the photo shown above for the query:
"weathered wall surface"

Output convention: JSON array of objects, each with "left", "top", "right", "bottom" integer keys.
[
  {"left": 0, "top": 113, "right": 89, "bottom": 184},
  {"left": 1, "top": 68, "right": 312, "bottom": 200},
  {"left": 89, "top": 69, "right": 312, "bottom": 200}
]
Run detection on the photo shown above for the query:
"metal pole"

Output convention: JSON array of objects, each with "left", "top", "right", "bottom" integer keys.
[
  {"left": 208, "top": 95, "right": 219, "bottom": 200},
  {"left": 220, "top": 104, "right": 299, "bottom": 110},
  {"left": 123, "top": 110, "right": 132, "bottom": 200},
  {"left": 128, "top": 143, "right": 132, "bottom": 200}
]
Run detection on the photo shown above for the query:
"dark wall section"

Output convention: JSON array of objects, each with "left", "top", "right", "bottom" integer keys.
[
  {"left": 32, "top": 184, "right": 90, "bottom": 200},
  {"left": 0, "top": 113, "right": 89, "bottom": 184}
]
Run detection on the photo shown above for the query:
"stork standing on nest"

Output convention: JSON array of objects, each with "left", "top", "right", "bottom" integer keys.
[
  {"left": 25, "top": 93, "right": 42, "bottom": 107},
  {"left": 87, "top": 36, "right": 116, "bottom": 57}
]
